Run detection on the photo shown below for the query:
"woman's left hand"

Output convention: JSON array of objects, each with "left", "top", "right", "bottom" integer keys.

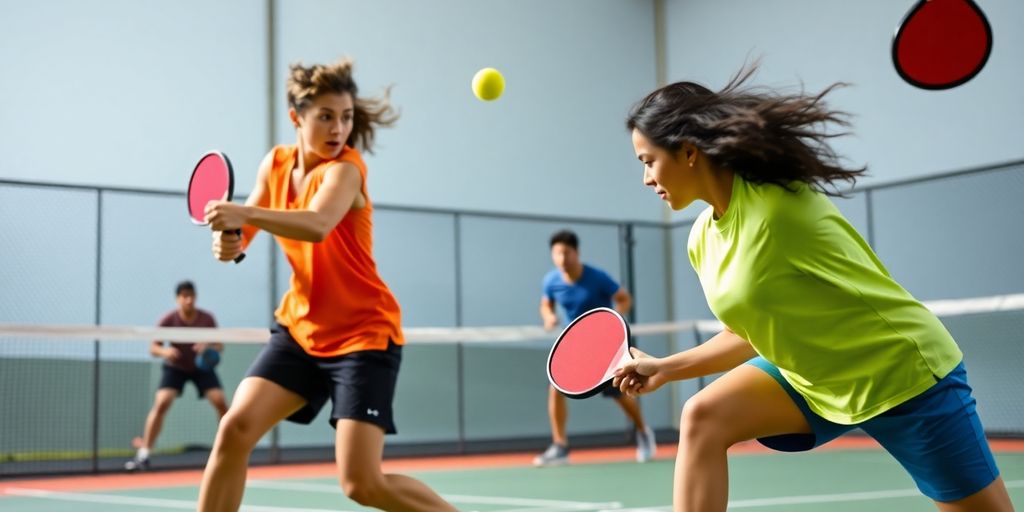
[{"left": 205, "top": 201, "right": 248, "bottom": 231}]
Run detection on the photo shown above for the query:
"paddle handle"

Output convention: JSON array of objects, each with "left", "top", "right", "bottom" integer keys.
[
  {"left": 231, "top": 228, "right": 246, "bottom": 263},
  {"left": 603, "top": 341, "right": 634, "bottom": 381}
]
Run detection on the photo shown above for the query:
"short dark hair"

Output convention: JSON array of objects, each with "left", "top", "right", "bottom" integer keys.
[
  {"left": 549, "top": 230, "right": 579, "bottom": 250},
  {"left": 175, "top": 280, "right": 196, "bottom": 296}
]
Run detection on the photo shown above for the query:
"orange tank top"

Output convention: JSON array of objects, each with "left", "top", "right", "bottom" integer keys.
[{"left": 266, "top": 144, "right": 404, "bottom": 357}]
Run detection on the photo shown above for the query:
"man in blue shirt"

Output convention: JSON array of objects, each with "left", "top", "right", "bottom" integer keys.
[{"left": 535, "top": 230, "right": 656, "bottom": 466}]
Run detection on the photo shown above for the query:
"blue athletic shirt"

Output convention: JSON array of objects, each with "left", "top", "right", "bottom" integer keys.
[{"left": 542, "top": 264, "right": 621, "bottom": 322}]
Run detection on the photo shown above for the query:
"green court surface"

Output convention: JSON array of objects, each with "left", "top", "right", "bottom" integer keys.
[{"left": 2, "top": 450, "right": 1022, "bottom": 511}]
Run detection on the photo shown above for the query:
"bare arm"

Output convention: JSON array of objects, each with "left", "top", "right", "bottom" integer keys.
[
  {"left": 209, "top": 151, "right": 273, "bottom": 261},
  {"left": 613, "top": 328, "right": 757, "bottom": 396},
  {"left": 149, "top": 340, "right": 166, "bottom": 358},
  {"left": 150, "top": 340, "right": 181, "bottom": 363},
  {"left": 612, "top": 287, "right": 632, "bottom": 317},
  {"left": 206, "top": 161, "right": 362, "bottom": 243},
  {"left": 238, "top": 151, "right": 275, "bottom": 249},
  {"left": 540, "top": 297, "right": 559, "bottom": 331},
  {"left": 655, "top": 328, "right": 756, "bottom": 381}
]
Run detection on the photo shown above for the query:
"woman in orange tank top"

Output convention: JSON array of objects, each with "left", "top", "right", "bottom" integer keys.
[{"left": 197, "top": 58, "right": 456, "bottom": 512}]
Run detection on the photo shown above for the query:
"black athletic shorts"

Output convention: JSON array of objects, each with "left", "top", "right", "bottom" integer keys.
[
  {"left": 601, "top": 385, "right": 623, "bottom": 398},
  {"left": 245, "top": 323, "right": 402, "bottom": 434},
  {"left": 159, "top": 365, "right": 222, "bottom": 398}
]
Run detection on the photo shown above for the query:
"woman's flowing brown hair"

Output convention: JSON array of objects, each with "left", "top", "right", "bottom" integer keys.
[
  {"left": 286, "top": 57, "right": 398, "bottom": 154},
  {"left": 626, "top": 65, "right": 866, "bottom": 196}
]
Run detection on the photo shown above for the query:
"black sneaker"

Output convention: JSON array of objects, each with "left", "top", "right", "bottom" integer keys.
[
  {"left": 124, "top": 456, "right": 150, "bottom": 472},
  {"left": 532, "top": 443, "right": 569, "bottom": 467}
]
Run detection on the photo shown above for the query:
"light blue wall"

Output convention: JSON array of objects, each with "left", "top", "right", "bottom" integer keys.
[
  {"left": 0, "top": 0, "right": 270, "bottom": 194},
  {"left": 0, "top": 186, "right": 97, "bottom": 325},
  {"left": 871, "top": 165, "right": 1024, "bottom": 301},
  {"left": 1, "top": 0, "right": 662, "bottom": 222},
  {"left": 662, "top": 0, "right": 1024, "bottom": 222},
  {"left": 274, "top": 0, "right": 660, "bottom": 222}
]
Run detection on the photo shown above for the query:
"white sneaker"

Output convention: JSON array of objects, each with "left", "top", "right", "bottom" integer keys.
[
  {"left": 124, "top": 456, "right": 150, "bottom": 472},
  {"left": 532, "top": 443, "right": 569, "bottom": 467},
  {"left": 636, "top": 426, "right": 656, "bottom": 462}
]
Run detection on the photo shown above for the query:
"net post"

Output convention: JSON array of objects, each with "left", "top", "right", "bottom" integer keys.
[
  {"left": 91, "top": 189, "right": 103, "bottom": 473},
  {"left": 454, "top": 213, "right": 466, "bottom": 454}
]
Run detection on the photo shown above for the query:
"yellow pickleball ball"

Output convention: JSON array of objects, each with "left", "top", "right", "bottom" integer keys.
[{"left": 472, "top": 67, "right": 505, "bottom": 101}]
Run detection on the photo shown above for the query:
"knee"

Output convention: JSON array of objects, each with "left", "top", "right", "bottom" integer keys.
[
  {"left": 215, "top": 413, "right": 260, "bottom": 450},
  {"left": 679, "top": 394, "right": 722, "bottom": 444},
  {"left": 152, "top": 398, "right": 174, "bottom": 415},
  {"left": 211, "top": 397, "right": 229, "bottom": 416},
  {"left": 340, "top": 476, "right": 385, "bottom": 507}
]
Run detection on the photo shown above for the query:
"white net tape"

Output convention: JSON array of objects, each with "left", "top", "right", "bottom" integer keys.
[{"left": 2, "top": 293, "right": 1021, "bottom": 345}]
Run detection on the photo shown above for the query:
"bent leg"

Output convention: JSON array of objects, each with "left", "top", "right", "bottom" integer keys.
[
  {"left": 197, "top": 377, "right": 305, "bottom": 512},
  {"left": 335, "top": 419, "right": 457, "bottom": 511},
  {"left": 141, "top": 388, "right": 177, "bottom": 450},
  {"left": 548, "top": 385, "right": 568, "bottom": 445},
  {"left": 935, "top": 477, "right": 1014, "bottom": 512},
  {"left": 675, "top": 364, "right": 812, "bottom": 512},
  {"left": 614, "top": 394, "right": 647, "bottom": 430},
  {"left": 205, "top": 388, "right": 229, "bottom": 418}
]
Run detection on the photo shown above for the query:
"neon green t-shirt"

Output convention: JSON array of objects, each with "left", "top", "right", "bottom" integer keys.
[{"left": 687, "top": 174, "right": 962, "bottom": 424}]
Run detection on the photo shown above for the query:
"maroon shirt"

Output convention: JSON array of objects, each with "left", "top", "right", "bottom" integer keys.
[{"left": 157, "top": 309, "right": 217, "bottom": 371}]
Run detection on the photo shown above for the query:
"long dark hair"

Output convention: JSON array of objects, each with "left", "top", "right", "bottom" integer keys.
[
  {"left": 287, "top": 57, "right": 398, "bottom": 154},
  {"left": 626, "top": 65, "right": 866, "bottom": 195}
]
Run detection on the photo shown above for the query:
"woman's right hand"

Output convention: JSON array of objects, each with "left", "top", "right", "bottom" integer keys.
[
  {"left": 211, "top": 230, "right": 243, "bottom": 262},
  {"left": 613, "top": 347, "right": 667, "bottom": 396}
]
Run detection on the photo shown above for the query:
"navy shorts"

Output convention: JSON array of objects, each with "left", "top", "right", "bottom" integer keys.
[
  {"left": 748, "top": 357, "right": 1000, "bottom": 502},
  {"left": 245, "top": 323, "right": 402, "bottom": 434},
  {"left": 159, "top": 365, "right": 222, "bottom": 398}
]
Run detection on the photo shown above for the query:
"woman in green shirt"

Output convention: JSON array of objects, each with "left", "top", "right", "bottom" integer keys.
[{"left": 614, "top": 67, "right": 1014, "bottom": 512}]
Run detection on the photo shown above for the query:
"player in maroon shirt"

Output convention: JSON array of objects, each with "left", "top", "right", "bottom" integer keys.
[{"left": 125, "top": 281, "right": 227, "bottom": 471}]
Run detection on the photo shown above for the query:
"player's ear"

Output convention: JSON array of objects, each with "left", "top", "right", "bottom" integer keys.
[
  {"left": 289, "top": 108, "right": 301, "bottom": 128},
  {"left": 680, "top": 142, "right": 698, "bottom": 168}
]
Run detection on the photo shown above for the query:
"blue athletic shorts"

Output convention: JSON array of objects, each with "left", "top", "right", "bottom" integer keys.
[{"left": 748, "top": 357, "right": 999, "bottom": 502}]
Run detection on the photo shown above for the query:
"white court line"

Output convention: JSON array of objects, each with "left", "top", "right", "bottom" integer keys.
[
  {"left": 599, "top": 479, "right": 1024, "bottom": 511},
  {"left": 2, "top": 487, "right": 348, "bottom": 511},
  {"left": 247, "top": 479, "right": 621, "bottom": 509},
  {"left": 489, "top": 507, "right": 620, "bottom": 512},
  {"left": 8, "top": 480, "right": 1021, "bottom": 511}
]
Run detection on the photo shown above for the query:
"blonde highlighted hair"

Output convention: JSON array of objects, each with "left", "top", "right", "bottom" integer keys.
[{"left": 286, "top": 57, "right": 398, "bottom": 154}]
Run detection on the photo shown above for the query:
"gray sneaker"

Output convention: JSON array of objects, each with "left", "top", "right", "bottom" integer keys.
[
  {"left": 124, "top": 456, "right": 150, "bottom": 472},
  {"left": 636, "top": 426, "right": 656, "bottom": 462},
  {"left": 532, "top": 443, "right": 569, "bottom": 467}
]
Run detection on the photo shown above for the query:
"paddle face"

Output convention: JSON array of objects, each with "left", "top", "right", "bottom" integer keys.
[
  {"left": 187, "top": 151, "right": 245, "bottom": 263},
  {"left": 188, "top": 152, "right": 234, "bottom": 225},
  {"left": 892, "top": 0, "right": 993, "bottom": 90},
  {"left": 547, "top": 308, "right": 631, "bottom": 399},
  {"left": 195, "top": 348, "right": 220, "bottom": 371}
]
